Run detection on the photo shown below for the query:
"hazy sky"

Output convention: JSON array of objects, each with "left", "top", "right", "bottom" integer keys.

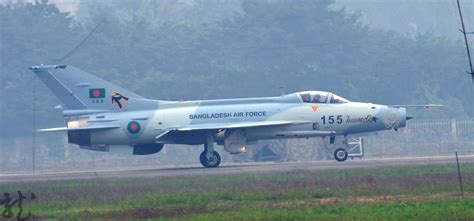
[
  {"left": 2, "top": 0, "right": 471, "bottom": 40},
  {"left": 334, "top": 0, "right": 474, "bottom": 39},
  {"left": 1, "top": 0, "right": 80, "bottom": 13}
]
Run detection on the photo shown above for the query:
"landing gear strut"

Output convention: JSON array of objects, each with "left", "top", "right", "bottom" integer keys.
[{"left": 200, "top": 131, "right": 221, "bottom": 168}]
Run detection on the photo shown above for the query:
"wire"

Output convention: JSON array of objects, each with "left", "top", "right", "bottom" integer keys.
[{"left": 55, "top": 18, "right": 104, "bottom": 62}]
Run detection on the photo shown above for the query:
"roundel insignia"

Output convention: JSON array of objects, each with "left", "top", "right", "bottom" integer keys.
[{"left": 127, "top": 121, "right": 141, "bottom": 134}]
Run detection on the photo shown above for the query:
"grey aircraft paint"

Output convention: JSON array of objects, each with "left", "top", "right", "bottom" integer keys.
[{"left": 31, "top": 65, "right": 425, "bottom": 167}]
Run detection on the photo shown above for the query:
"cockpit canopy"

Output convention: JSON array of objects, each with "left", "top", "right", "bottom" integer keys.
[{"left": 298, "top": 91, "right": 349, "bottom": 104}]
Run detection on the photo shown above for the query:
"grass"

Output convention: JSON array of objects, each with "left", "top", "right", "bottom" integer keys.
[
  {"left": 1, "top": 163, "right": 473, "bottom": 220},
  {"left": 173, "top": 199, "right": 474, "bottom": 221}
]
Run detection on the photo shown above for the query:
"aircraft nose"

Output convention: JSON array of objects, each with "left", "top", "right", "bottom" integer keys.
[
  {"left": 380, "top": 106, "right": 408, "bottom": 130},
  {"left": 406, "top": 116, "right": 413, "bottom": 121}
]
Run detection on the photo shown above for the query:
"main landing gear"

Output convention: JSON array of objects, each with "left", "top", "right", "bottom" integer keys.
[
  {"left": 200, "top": 131, "right": 221, "bottom": 168},
  {"left": 199, "top": 150, "right": 221, "bottom": 168}
]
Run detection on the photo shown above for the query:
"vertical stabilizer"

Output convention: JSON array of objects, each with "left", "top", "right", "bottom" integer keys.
[{"left": 29, "top": 65, "right": 155, "bottom": 111}]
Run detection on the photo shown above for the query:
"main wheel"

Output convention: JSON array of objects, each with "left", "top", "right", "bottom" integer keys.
[
  {"left": 334, "top": 148, "right": 348, "bottom": 162},
  {"left": 199, "top": 150, "right": 221, "bottom": 168}
]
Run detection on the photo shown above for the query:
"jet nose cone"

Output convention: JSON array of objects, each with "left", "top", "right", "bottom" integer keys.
[{"left": 406, "top": 116, "right": 413, "bottom": 121}]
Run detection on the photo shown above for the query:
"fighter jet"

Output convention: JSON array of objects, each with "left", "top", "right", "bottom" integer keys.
[{"left": 30, "top": 65, "right": 438, "bottom": 168}]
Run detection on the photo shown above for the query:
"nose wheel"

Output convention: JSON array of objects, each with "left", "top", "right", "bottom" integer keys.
[{"left": 334, "top": 148, "right": 348, "bottom": 162}]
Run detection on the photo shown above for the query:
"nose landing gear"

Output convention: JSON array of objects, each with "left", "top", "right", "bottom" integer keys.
[
  {"left": 334, "top": 148, "right": 348, "bottom": 161},
  {"left": 331, "top": 137, "right": 364, "bottom": 162}
]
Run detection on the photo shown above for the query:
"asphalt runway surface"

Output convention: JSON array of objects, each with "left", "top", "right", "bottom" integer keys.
[{"left": 1, "top": 155, "right": 474, "bottom": 183}]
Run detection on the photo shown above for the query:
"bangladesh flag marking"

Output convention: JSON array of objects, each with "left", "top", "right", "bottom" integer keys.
[
  {"left": 89, "top": 88, "right": 105, "bottom": 98},
  {"left": 127, "top": 121, "right": 141, "bottom": 134}
]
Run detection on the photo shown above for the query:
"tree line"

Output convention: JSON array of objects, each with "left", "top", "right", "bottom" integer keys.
[{"left": 1, "top": 0, "right": 472, "bottom": 139}]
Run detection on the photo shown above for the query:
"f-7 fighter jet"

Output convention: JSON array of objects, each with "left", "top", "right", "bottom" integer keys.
[{"left": 30, "top": 65, "right": 436, "bottom": 168}]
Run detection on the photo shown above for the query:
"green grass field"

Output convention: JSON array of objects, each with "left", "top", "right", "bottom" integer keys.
[{"left": 1, "top": 163, "right": 473, "bottom": 220}]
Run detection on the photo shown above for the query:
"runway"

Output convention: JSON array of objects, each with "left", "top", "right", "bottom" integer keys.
[{"left": 1, "top": 155, "right": 474, "bottom": 183}]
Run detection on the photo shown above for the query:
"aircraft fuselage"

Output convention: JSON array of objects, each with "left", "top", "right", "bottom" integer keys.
[
  {"left": 75, "top": 94, "right": 406, "bottom": 147},
  {"left": 31, "top": 65, "right": 410, "bottom": 167}
]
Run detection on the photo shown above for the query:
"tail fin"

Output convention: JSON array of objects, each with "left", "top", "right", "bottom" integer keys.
[{"left": 30, "top": 65, "right": 152, "bottom": 111}]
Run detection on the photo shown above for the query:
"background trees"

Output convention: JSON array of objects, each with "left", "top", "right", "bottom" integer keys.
[{"left": 1, "top": 0, "right": 472, "bottom": 139}]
